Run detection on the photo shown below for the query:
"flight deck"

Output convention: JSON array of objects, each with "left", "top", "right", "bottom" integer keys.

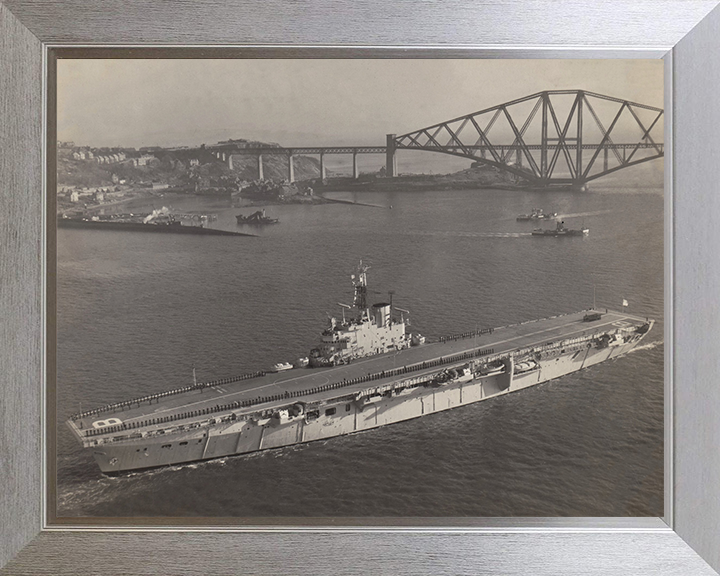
[{"left": 68, "top": 308, "right": 649, "bottom": 441}]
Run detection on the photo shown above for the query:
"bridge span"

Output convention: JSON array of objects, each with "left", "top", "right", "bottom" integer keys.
[{"left": 202, "top": 90, "right": 663, "bottom": 188}]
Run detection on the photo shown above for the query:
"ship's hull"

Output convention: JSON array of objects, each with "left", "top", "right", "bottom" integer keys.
[
  {"left": 517, "top": 215, "right": 555, "bottom": 221},
  {"left": 531, "top": 229, "right": 588, "bottom": 237},
  {"left": 532, "top": 228, "right": 590, "bottom": 238},
  {"left": 58, "top": 218, "right": 254, "bottom": 236},
  {"left": 85, "top": 331, "right": 648, "bottom": 474}
]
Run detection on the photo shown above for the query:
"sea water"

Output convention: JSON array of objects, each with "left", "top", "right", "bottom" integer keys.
[{"left": 55, "top": 185, "right": 663, "bottom": 518}]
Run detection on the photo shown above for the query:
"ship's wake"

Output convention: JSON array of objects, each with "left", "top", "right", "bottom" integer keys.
[
  {"left": 556, "top": 209, "right": 614, "bottom": 219},
  {"left": 406, "top": 230, "right": 533, "bottom": 239},
  {"left": 628, "top": 340, "right": 663, "bottom": 354}
]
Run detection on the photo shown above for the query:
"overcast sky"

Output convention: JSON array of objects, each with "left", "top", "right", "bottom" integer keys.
[{"left": 57, "top": 59, "right": 663, "bottom": 150}]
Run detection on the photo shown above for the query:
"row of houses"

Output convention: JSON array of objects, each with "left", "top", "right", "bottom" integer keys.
[
  {"left": 66, "top": 190, "right": 102, "bottom": 203},
  {"left": 71, "top": 149, "right": 159, "bottom": 167},
  {"left": 133, "top": 154, "right": 156, "bottom": 166},
  {"left": 71, "top": 150, "right": 128, "bottom": 164},
  {"left": 63, "top": 189, "right": 107, "bottom": 203},
  {"left": 70, "top": 147, "right": 205, "bottom": 169},
  {"left": 59, "top": 185, "right": 129, "bottom": 204},
  {"left": 96, "top": 152, "right": 127, "bottom": 164},
  {"left": 71, "top": 150, "right": 93, "bottom": 160}
]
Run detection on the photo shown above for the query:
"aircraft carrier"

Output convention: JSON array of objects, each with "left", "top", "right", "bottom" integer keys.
[{"left": 67, "top": 263, "right": 654, "bottom": 474}]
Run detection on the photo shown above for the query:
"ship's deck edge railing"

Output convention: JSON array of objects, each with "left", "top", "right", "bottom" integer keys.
[
  {"left": 79, "top": 347, "right": 497, "bottom": 439},
  {"left": 76, "top": 317, "right": 651, "bottom": 443},
  {"left": 70, "top": 308, "right": 648, "bottom": 429}
]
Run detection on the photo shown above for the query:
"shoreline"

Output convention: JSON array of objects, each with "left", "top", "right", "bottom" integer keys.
[
  {"left": 58, "top": 172, "right": 579, "bottom": 217},
  {"left": 316, "top": 179, "right": 576, "bottom": 194},
  {"left": 313, "top": 172, "right": 544, "bottom": 194}
]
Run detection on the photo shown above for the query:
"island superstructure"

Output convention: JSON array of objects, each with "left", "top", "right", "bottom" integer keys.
[
  {"left": 67, "top": 263, "right": 654, "bottom": 474},
  {"left": 309, "top": 262, "right": 416, "bottom": 367}
]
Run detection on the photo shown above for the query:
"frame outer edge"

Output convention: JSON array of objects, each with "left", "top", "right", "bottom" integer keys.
[
  {"left": 672, "top": 2, "right": 720, "bottom": 573},
  {"left": 0, "top": 1, "right": 43, "bottom": 570},
  {"left": 1, "top": 0, "right": 719, "bottom": 46},
  {"left": 0, "top": 0, "right": 719, "bottom": 574},
  {"left": 2, "top": 531, "right": 720, "bottom": 576},
  {"left": 663, "top": 50, "right": 674, "bottom": 530}
]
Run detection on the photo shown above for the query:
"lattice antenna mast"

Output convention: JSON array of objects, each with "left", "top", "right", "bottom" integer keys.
[{"left": 351, "top": 260, "right": 370, "bottom": 317}]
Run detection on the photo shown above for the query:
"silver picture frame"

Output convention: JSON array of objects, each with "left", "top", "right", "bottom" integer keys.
[{"left": 2, "top": 1, "right": 720, "bottom": 574}]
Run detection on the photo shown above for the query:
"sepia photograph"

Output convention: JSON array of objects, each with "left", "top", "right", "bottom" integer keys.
[{"left": 54, "top": 58, "right": 664, "bottom": 520}]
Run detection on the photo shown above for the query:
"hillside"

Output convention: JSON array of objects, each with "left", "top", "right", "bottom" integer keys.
[{"left": 57, "top": 143, "right": 323, "bottom": 194}]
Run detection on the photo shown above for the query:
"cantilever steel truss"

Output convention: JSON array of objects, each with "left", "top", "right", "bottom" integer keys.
[
  {"left": 394, "top": 90, "right": 664, "bottom": 186},
  {"left": 206, "top": 90, "right": 663, "bottom": 186}
]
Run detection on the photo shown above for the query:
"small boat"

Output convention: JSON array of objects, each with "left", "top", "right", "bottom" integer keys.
[
  {"left": 294, "top": 357, "right": 310, "bottom": 368},
  {"left": 517, "top": 208, "right": 558, "bottom": 221},
  {"left": 270, "top": 362, "right": 293, "bottom": 372},
  {"left": 532, "top": 221, "right": 589, "bottom": 237},
  {"left": 236, "top": 209, "right": 279, "bottom": 225}
]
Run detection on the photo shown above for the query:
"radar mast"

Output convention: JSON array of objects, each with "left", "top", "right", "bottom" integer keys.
[{"left": 351, "top": 260, "right": 370, "bottom": 315}]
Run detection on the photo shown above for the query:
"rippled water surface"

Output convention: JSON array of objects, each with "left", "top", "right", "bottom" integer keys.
[{"left": 56, "top": 185, "right": 663, "bottom": 518}]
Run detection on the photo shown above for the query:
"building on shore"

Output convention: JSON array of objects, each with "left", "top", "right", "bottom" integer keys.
[{"left": 133, "top": 154, "right": 155, "bottom": 167}]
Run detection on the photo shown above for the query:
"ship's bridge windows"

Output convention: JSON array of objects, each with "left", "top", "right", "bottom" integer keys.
[
  {"left": 325, "top": 407, "right": 337, "bottom": 417},
  {"left": 161, "top": 444, "right": 172, "bottom": 449},
  {"left": 179, "top": 441, "right": 188, "bottom": 446}
]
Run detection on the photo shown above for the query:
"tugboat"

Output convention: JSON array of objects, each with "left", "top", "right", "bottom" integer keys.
[
  {"left": 532, "top": 220, "right": 589, "bottom": 237},
  {"left": 236, "top": 209, "right": 279, "bottom": 225},
  {"left": 517, "top": 208, "right": 558, "bottom": 221}
]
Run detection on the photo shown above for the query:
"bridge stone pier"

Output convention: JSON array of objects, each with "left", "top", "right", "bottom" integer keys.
[
  {"left": 386, "top": 134, "right": 397, "bottom": 177},
  {"left": 352, "top": 150, "right": 359, "bottom": 179},
  {"left": 288, "top": 152, "right": 295, "bottom": 183},
  {"left": 257, "top": 154, "right": 264, "bottom": 180},
  {"left": 319, "top": 151, "right": 326, "bottom": 180}
]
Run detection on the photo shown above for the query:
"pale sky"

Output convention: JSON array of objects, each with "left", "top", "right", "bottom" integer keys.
[{"left": 57, "top": 59, "right": 663, "bottom": 149}]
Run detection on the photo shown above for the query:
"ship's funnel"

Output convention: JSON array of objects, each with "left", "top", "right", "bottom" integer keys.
[{"left": 373, "top": 303, "right": 391, "bottom": 328}]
